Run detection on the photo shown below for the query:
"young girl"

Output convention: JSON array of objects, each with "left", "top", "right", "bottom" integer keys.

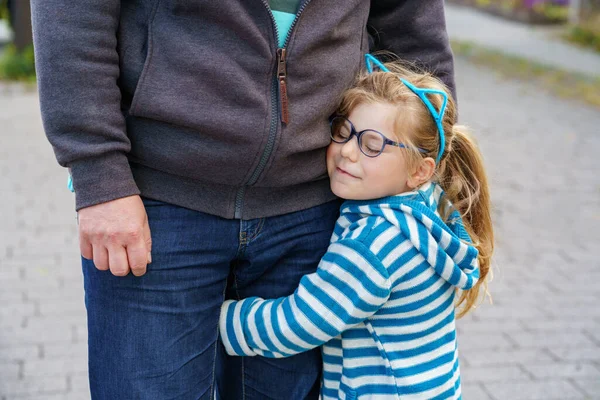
[{"left": 219, "top": 56, "right": 493, "bottom": 400}]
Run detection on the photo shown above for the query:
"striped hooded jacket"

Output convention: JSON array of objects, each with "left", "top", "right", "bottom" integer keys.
[{"left": 220, "top": 182, "right": 480, "bottom": 399}]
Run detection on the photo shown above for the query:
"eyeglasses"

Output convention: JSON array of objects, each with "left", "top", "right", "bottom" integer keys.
[{"left": 329, "top": 116, "right": 427, "bottom": 158}]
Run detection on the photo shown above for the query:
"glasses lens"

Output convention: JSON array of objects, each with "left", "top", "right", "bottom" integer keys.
[
  {"left": 331, "top": 117, "right": 352, "bottom": 143},
  {"left": 359, "top": 130, "right": 385, "bottom": 157}
]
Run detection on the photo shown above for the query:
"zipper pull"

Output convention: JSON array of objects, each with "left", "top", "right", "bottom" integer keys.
[{"left": 277, "top": 48, "right": 289, "bottom": 125}]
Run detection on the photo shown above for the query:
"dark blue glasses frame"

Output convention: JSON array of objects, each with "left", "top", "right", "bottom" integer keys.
[{"left": 330, "top": 116, "right": 427, "bottom": 158}]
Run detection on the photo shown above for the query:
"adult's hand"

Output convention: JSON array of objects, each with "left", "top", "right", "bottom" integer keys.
[{"left": 78, "top": 195, "right": 152, "bottom": 277}]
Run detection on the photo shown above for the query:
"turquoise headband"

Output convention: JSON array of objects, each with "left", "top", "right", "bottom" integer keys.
[{"left": 364, "top": 54, "right": 447, "bottom": 164}]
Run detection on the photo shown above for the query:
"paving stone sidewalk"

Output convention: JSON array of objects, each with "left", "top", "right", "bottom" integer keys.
[
  {"left": 445, "top": 3, "right": 600, "bottom": 78},
  {"left": 1, "top": 55, "right": 600, "bottom": 399}
]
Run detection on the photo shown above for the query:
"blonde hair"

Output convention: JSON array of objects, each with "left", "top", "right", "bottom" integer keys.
[{"left": 338, "top": 61, "right": 494, "bottom": 318}]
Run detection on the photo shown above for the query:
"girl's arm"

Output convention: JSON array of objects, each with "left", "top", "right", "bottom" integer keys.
[{"left": 220, "top": 239, "right": 391, "bottom": 358}]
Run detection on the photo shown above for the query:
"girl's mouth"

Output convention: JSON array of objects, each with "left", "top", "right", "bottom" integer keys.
[{"left": 336, "top": 167, "right": 359, "bottom": 179}]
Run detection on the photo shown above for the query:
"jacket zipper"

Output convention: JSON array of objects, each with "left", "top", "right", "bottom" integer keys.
[
  {"left": 277, "top": 48, "right": 289, "bottom": 124},
  {"left": 234, "top": 0, "right": 311, "bottom": 219},
  {"left": 276, "top": 0, "right": 311, "bottom": 124}
]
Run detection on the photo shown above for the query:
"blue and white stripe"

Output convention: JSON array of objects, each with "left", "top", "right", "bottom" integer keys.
[{"left": 220, "top": 182, "right": 479, "bottom": 399}]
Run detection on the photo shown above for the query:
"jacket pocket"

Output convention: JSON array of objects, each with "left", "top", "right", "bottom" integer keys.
[{"left": 364, "top": 321, "right": 402, "bottom": 400}]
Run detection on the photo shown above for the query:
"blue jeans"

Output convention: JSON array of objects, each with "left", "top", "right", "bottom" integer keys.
[{"left": 82, "top": 197, "right": 341, "bottom": 399}]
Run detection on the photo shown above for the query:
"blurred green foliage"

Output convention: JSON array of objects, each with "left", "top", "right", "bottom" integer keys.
[
  {"left": 0, "top": 44, "right": 36, "bottom": 82},
  {"left": 471, "top": 0, "right": 569, "bottom": 22},
  {"left": 566, "top": 21, "right": 600, "bottom": 53},
  {"left": 532, "top": 3, "right": 570, "bottom": 19},
  {"left": 0, "top": 0, "right": 8, "bottom": 21}
]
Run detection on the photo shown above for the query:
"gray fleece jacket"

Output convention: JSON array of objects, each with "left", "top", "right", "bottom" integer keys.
[{"left": 31, "top": 0, "right": 455, "bottom": 219}]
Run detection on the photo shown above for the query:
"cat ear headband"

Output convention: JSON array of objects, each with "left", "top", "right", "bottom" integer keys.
[{"left": 365, "top": 54, "right": 448, "bottom": 164}]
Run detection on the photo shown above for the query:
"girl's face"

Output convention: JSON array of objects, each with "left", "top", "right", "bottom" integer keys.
[{"left": 327, "top": 102, "right": 414, "bottom": 200}]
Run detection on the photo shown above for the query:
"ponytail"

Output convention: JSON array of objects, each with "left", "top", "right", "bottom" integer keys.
[{"left": 438, "top": 125, "right": 494, "bottom": 318}]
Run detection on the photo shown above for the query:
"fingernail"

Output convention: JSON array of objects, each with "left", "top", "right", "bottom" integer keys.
[{"left": 148, "top": 253, "right": 152, "bottom": 264}]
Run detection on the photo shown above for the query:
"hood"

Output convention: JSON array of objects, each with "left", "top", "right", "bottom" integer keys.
[{"left": 344, "top": 182, "right": 480, "bottom": 290}]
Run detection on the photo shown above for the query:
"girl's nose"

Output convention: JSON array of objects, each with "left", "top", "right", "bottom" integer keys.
[{"left": 340, "top": 137, "right": 360, "bottom": 162}]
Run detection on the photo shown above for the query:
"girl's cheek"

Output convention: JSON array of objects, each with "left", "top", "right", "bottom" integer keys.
[{"left": 326, "top": 143, "right": 337, "bottom": 161}]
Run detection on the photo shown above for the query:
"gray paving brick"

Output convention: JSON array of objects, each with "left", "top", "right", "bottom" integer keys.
[
  {"left": 483, "top": 380, "right": 585, "bottom": 400},
  {"left": 469, "top": 305, "right": 551, "bottom": 320},
  {"left": 461, "top": 383, "right": 493, "bottom": 400},
  {"left": 0, "top": 290, "right": 25, "bottom": 302},
  {"left": 462, "top": 365, "right": 530, "bottom": 383},
  {"left": 0, "top": 325, "right": 74, "bottom": 346},
  {"left": 37, "top": 300, "right": 86, "bottom": 318},
  {"left": 0, "top": 314, "right": 26, "bottom": 332},
  {"left": 521, "top": 318, "right": 600, "bottom": 332},
  {"left": 0, "top": 361, "right": 20, "bottom": 381},
  {"left": 524, "top": 362, "right": 600, "bottom": 379},
  {"left": 582, "top": 330, "right": 600, "bottom": 346},
  {"left": 23, "top": 358, "right": 87, "bottom": 379},
  {"left": 544, "top": 305, "right": 600, "bottom": 318},
  {"left": 20, "top": 267, "right": 67, "bottom": 283},
  {"left": 68, "top": 372, "right": 90, "bottom": 394},
  {"left": 73, "top": 325, "right": 87, "bottom": 344},
  {"left": 461, "top": 348, "right": 555, "bottom": 367},
  {"left": 0, "top": 304, "right": 36, "bottom": 320},
  {"left": 25, "top": 316, "right": 86, "bottom": 331},
  {"left": 549, "top": 347, "right": 600, "bottom": 363},
  {"left": 497, "top": 295, "right": 600, "bottom": 309},
  {"left": 0, "top": 376, "right": 68, "bottom": 397},
  {"left": 546, "top": 282, "right": 600, "bottom": 295},
  {"left": 506, "top": 332, "right": 597, "bottom": 349},
  {"left": 458, "top": 333, "right": 516, "bottom": 352},
  {"left": 24, "top": 288, "right": 84, "bottom": 303},
  {"left": 6, "top": 392, "right": 90, "bottom": 400},
  {"left": 1, "top": 278, "right": 62, "bottom": 293},
  {"left": 24, "top": 317, "right": 82, "bottom": 334},
  {"left": 572, "top": 379, "right": 600, "bottom": 398},
  {"left": 0, "top": 345, "right": 40, "bottom": 362},
  {"left": 42, "top": 343, "right": 87, "bottom": 360},
  {"left": 0, "top": 267, "right": 23, "bottom": 281},
  {"left": 457, "top": 318, "right": 526, "bottom": 333}
]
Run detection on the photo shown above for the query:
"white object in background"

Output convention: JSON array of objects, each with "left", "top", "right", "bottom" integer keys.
[
  {"left": 0, "top": 20, "right": 13, "bottom": 44},
  {"left": 569, "top": 0, "right": 581, "bottom": 24}
]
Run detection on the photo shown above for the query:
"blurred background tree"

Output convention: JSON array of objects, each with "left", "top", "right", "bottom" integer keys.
[{"left": 0, "top": 0, "right": 35, "bottom": 81}]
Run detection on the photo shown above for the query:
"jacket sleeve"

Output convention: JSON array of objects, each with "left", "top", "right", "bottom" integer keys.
[
  {"left": 31, "top": 0, "right": 140, "bottom": 210},
  {"left": 368, "top": 0, "right": 456, "bottom": 100},
  {"left": 219, "top": 240, "right": 391, "bottom": 358}
]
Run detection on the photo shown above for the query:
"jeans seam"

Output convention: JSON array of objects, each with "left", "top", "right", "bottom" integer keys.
[
  {"left": 241, "top": 356, "right": 246, "bottom": 400},
  {"left": 211, "top": 279, "right": 229, "bottom": 400}
]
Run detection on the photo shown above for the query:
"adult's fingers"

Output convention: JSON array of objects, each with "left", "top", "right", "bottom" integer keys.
[
  {"left": 126, "top": 238, "right": 148, "bottom": 277},
  {"left": 108, "top": 245, "right": 130, "bottom": 277},
  {"left": 80, "top": 232, "right": 93, "bottom": 260},
  {"left": 92, "top": 245, "right": 109, "bottom": 271},
  {"left": 144, "top": 217, "right": 152, "bottom": 263}
]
